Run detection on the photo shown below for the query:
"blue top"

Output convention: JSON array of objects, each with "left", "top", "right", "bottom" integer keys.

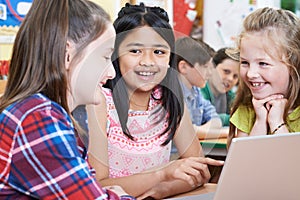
[{"left": 180, "top": 83, "right": 220, "bottom": 126}]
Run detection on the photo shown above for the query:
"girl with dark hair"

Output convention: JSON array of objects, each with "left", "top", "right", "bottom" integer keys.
[
  {"left": 0, "top": 0, "right": 131, "bottom": 199},
  {"left": 89, "top": 3, "right": 223, "bottom": 199}
]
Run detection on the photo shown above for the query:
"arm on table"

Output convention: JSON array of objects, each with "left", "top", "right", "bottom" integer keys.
[{"left": 194, "top": 118, "right": 229, "bottom": 139}]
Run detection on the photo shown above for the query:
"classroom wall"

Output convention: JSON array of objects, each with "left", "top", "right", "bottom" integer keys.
[
  {"left": 0, "top": 27, "right": 17, "bottom": 60},
  {"left": 90, "top": 0, "right": 120, "bottom": 20},
  {"left": 0, "top": 0, "right": 172, "bottom": 60},
  {"left": 203, "top": 0, "right": 281, "bottom": 50},
  {"left": 0, "top": 43, "right": 13, "bottom": 60},
  {"left": 0, "top": 0, "right": 125, "bottom": 60},
  {"left": 0, "top": 0, "right": 285, "bottom": 60}
]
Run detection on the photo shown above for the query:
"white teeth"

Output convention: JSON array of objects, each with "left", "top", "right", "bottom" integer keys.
[
  {"left": 137, "top": 71, "right": 154, "bottom": 76},
  {"left": 252, "top": 82, "right": 263, "bottom": 87}
]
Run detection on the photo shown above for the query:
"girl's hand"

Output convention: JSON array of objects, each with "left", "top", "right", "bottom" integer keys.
[
  {"left": 138, "top": 157, "right": 223, "bottom": 200},
  {"left": 252, "top": 97, "right": 269, "bottom": 122},
  {"left": 266, "top": 95, "right": 287, "bottom": 129},
  {"left": 161, "top": 157, "right": 224, "bottom": 187},
  {"left": 104, "top": 185, "right": 129, "bottom": 197},
  {"left": 136, "top": 183, "right": 169, "bottom": 200},
  {"left": 252, "top": 94, "right": 284, "bottom": 121}
]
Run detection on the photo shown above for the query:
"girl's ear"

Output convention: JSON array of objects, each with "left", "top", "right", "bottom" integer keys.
[
  {"left": 65, "top": 41, "right": 72, "bottom": 70},
  {"left": 178, "top": 60, "right": 189, "bottom": 74}
]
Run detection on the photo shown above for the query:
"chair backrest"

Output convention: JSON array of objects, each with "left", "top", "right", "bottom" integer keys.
[{"left": 0, "top": 80, "right": 7, "bottom": 95}]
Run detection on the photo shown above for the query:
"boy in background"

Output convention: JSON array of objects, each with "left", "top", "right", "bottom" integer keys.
[
  {"left": 175, "top": 37, "right": 229, "bottom": 140},
  {"left": 174, "top": 36, "right": 228, "bottom": 183},
  {"left": 201, "top": 47, "right": 240, "bottom": 126}
]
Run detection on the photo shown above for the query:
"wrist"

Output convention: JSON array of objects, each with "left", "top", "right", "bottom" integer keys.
[
  {"left": 155, "top": 168, "right": 166, "bottom": 182},
  {"left": 270, "top": 122, "right": 286, "bottom": 134}
]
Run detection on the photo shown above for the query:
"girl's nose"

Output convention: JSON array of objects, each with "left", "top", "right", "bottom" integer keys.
[
  {"left": 246, "top": 65, "right": 260, "bottom": 79},
  {"left": 227, "top": 74, "right": 234, "bottom": 82},
  {"left": 139, "top": 52, "right": 154, "bottom": 67},
  {"left": 107, "top": 62, "right": 116, "bottom": 79}
]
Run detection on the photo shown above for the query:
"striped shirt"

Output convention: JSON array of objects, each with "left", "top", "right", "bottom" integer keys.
[{"left": 0, "top": 93, "right": 119, "bottom": 199}]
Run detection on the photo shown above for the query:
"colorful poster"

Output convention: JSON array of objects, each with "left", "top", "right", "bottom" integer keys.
[{"left": 0, "top": 0, "right": 32, "bottom": 26}]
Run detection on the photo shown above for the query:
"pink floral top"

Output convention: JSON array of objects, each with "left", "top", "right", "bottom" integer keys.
[{"left": 103, "top": 87, "right": 172, "bottom": 178}]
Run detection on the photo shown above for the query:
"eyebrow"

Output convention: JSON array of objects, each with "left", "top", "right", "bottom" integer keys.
[{"left": 125, "top": 43, "right": 170, "bottom": 49}]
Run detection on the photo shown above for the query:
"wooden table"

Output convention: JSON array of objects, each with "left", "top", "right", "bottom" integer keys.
[{"left": 166, "top": 183, "right": 217, "bottom": 199}]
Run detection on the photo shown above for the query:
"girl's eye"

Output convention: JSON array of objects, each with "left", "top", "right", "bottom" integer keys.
[
  {"left": 154, "top": 49, "right": 165, "bottom": 55},
  {"left": 104, "top": 56, "right": 111, "bottom": 61},
  {"left": 129, "top": 49, "right": 141, "bottom": 54},
  {"left": 240, "top": 61, "right": 249, "bottom": 67},
  {"left": 223, "top": 69, "right": 230, "bottom": 74},
  {"left": 258, "top": 62, "right": 269, "bottom": 67}
]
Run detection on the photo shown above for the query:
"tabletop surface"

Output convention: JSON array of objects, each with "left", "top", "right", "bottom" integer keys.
[
  {"left": 199, "top": 137, "right": 228, "bottom": 158},
  {"left": 166, "top": 183, "right": 217, "bottom": 199},
  {"left": 200, "top": 138, "right": 227, "bottom": 149}
]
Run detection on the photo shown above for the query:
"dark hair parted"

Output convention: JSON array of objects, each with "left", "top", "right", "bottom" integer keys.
[
  {"left": 174, "top": 36, "right": 211, "bottom": 69},
  {"left": 0, "top": 0, "right": 110, "bottom": 114},
  {"left": 105, "top": 3, "right": 183, "bottom": 146},
  {"left": 213, "top": 47, "right": 239, "bottom": 67}
]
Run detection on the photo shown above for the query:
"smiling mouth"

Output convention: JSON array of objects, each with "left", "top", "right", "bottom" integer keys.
[
  {"left": 98, "top": 80, "right": 106, "bottom": 87},
  {"left": 250, "top": 82, "right": 265, "bottom": 87},
  {"left": 136, "top": 71, "right": 156, "bottom": 76},
  {"left": 223, "top": 82, "right": 229, "bottom": 88}
]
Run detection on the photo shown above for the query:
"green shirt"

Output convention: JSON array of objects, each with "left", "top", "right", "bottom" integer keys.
[
  {"left": 201, "top": 83, "right": 236, "bottom": 126},
  {"left": 230, "top": 105, "right": 300, "bottom": 134}
]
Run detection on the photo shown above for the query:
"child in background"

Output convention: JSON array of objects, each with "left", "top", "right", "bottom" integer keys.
[
  {"left": 201, "top": 47, "right": 239, "bottom": 126},
  {"left": 175, "top": 37, "right": 229, "bottom": 139},
  {"left": 88, "top": 3, "right": 224, "bottom": 199},
  {"left": 228, "top": 7, "right": 300, "bottom": 147},
  {"left": 0, "top": 0, "right": 129, "bottom": 199}
]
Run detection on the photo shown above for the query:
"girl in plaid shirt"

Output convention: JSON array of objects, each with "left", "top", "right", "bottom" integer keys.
[{"left": 0, "top": 0, "right": 134, "bottom": 199}]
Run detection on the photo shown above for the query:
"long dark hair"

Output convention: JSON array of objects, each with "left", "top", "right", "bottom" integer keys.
[
  {"left": 0, "top": 0, "right": 110, "bottom": 116},
  {"left": 105, "top": 3, "right": 184, "bottom": 146}
]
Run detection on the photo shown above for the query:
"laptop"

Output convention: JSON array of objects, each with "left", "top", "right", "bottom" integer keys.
[{"left": 168, "top": 132, "right": 300, "bottom": 200}]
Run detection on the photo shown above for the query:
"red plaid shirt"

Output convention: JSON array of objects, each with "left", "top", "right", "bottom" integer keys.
[{"left": 0, "top": 93, "right": 121, "bottom": 199}]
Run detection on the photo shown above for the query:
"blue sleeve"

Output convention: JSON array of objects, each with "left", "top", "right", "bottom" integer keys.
[{"left": 199, "top": 92, "right": 220, "bottom": 124}]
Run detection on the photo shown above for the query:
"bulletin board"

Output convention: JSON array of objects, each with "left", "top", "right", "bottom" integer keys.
[
  {"left": 0, "top": 0, "right": 32, "bottom": 60},
  {"left": 0, "top": 0, "right": 32, "bottom": 26},
  {"left": 173, "top": 0, "right": 203, "bottom": 38}
]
